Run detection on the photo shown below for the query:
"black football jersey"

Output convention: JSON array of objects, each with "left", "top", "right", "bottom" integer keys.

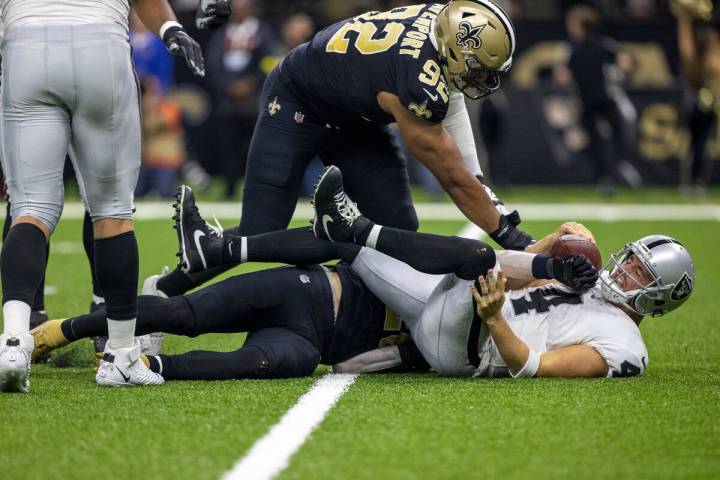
[{"left": 279, "top": 3, "right": 451, "bottom": 126}]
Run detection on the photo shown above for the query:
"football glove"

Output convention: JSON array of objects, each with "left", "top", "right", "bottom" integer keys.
[
  {"left": 549, "top": 254, "right": 599, "bottom": 291},
  {"left": 196, "top": 0, "right": 232, "bottom": 30},
  {"left": 162, "top": 25, "right": 205, "bottom": 77},
  {"left": 489, "top": 211, "right": 535, "bottom": 251}
]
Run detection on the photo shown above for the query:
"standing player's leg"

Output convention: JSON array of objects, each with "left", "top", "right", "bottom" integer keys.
[
  {"left": 2, "top": 200, "right": 50, "bottom": 329},
  {"left": 321, "top": 125, "right": 419, "bottom": 232},
  {"left": 80, "top": 209, "right": 109, "bottom": 353},
  {"left": 0, "top": 31, "right": 71, "bottom": 392},
  {"left": 155, "top": 68, "right": 328, "bottom": 296},
  {"left": 70, "top": 27, "right": 161, "bottom": 386}
]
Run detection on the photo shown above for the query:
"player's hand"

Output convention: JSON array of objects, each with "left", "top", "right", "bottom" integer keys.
[
  {"left": 552, "top": 255, "right": 598, "bottom": 291},
  {"left": 555, "top": 222, "right": 596, "bottom": 244},
  {"left": 196, "top": 0, "right": 232, "bottom": 30},
  {"left": 471, "top": 270, "right": 507, "bottom": 320},
  {"left": 163, "top": 25, "right": 205, "bottom": 77}
]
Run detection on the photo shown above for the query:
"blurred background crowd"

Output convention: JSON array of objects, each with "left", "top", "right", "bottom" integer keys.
[{"left": 128, "top": 0, "right": 720, "bottom": 200}]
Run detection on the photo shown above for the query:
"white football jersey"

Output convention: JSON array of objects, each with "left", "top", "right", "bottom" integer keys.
[
  {"left": 475, "top": 284, "right": 648, "bottom": 378},
  {"left": 1, "top": 0, "right": 130, "bottom": 30}
]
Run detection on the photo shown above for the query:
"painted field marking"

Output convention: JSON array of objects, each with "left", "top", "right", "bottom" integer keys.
[
  {"left": 6, "top": 202, "right": 718, "bottom": 222},
  {"left": 221, "top": 373, "right": 358, "bottom": 480}
]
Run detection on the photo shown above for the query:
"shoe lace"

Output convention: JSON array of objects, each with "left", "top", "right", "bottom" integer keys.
[
  {"left": 333, "top": 191, "right": 360, "bottom": 225},
  {"left": 207, "top": 214, "right": 224, "bottom": 238}
]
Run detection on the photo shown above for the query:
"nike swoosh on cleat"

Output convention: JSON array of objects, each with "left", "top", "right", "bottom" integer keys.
[
  {"left": 322, "top": 215, "right": 335, "bottom": 242},
  {"left": 194, "top": 230, "right": 208, "bottom": 270},
  {"left": 423, "top": 88, "right": 439, "bottom": 102},
  {"left": 116, "top": 367, "right": 131, "bottom": 383}
]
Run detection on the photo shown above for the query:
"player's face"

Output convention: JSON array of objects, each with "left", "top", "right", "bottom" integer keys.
[{"left": 612, "top": 254, "right": 654, "bottom": 292}]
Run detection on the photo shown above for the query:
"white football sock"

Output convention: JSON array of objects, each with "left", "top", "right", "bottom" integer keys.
[
  {"left": 3, "top": 300, "right": 31, "bottom": 336},
  {"left": 107, "top": 318, "right": 136, "bottom": 350}
]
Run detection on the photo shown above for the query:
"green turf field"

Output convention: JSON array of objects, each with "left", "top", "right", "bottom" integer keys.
[{"left": 1, "top": 215, "right": 718, "bottom": 480}]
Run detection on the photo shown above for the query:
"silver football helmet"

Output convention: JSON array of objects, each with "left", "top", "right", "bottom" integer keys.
[{"left": 599, "top": 235, "right": 695, "bottom": 317}]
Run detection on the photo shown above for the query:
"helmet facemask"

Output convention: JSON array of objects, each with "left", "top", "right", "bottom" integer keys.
[
  {"left": 451, "top": 55, "right": 502, "bottom": 99},
  {"left": 600, "top": 237, "right": 693, "bottom": 317}
]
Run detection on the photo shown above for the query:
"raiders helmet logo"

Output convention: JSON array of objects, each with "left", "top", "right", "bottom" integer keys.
[
  {"left": 671, "top": 273, "right": 693, "bottom": 300},
  {"left": 456, "top": 21, "right": 486, "bottom": 49}
]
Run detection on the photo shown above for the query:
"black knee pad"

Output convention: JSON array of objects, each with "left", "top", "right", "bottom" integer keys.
[{"left": 457, "top": 239, "right": 497, "bottom": 281}]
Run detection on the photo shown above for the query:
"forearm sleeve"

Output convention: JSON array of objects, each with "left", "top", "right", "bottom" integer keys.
[{"left": 442, "top": 92, "right": 482, "bottom": 177}]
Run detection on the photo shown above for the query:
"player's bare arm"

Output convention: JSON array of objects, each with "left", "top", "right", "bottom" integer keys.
[
  {"left": 472, "top": 270, "right": 531, "bottom": 375},
  {"left": 472, "top": 271, "right": 607, "bottom": 378},
  {"left": 133, "top": 0, "right": 205, "bottom": 76},
  {"left": 377, "top": 91, "right": 500, "bottom": 235}
]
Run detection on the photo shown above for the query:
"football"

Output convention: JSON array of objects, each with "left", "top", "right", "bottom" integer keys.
[{"left": 550, "top": 234, "right": 603, "bottom": 270}]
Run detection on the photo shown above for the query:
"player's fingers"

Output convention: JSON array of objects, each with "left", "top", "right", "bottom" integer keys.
[
  {"left": 478, "top": 276, "right": 489, "bottom": 296},
  {"left": 471, "top": 285, "right": 482, "bottom": 302},
  {"left": 487, "top": 272, "right": 497, "bottom": 292}
]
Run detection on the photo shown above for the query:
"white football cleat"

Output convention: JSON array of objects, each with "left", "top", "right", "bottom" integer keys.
[
  {"left": 137, "top": 266, "right": 169, "bottom": 355},
  {"left": 0, "top": 332, "right": 34, "bottom": 393},
  {"left": 96, "top": 340, "right": 164, "bottom": 387}
]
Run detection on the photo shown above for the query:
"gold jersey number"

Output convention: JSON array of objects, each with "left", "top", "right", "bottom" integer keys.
[{"left": 326, "top": 5, "right": 424, "bottom": 55}]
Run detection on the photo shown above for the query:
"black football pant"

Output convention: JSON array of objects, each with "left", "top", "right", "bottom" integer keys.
[
  {"left": 66, "top": 265, "right": 334, "bottom": 380},
  {"left": 241, "top": 67, "right": 419, "bottom": 234}
]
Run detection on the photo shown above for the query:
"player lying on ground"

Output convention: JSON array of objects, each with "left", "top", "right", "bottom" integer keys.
[
  {"left": 176, "top": 165, "right": 695, "bottom": 378},
  {"left": 30, "top": 187, "right": 595, "bottom": 381}
]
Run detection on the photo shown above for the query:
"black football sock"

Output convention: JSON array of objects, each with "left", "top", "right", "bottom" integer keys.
[
  {"left": 62, "top": 295, "right": 194, "bottom": 340},
  {"left": 367, "top": 226, "right": 496, "bottom": 281},
  {"left": 222, "top": 227, "right": 361, "bottom": 265},
  {"left": 156, "top": 268, "right": 197, "bottom": 297},
  {"left": 159, "top": 346, "right": 271, "bottom": 380},
  {"left": 31, "top": 242, "right": 50, "bottom": 312},
  {"left": 1, "top": 223, "right": 47, "bottom": 306},
  {"left": 94, "top": 231, "right": 138, "bottom": 349},
  {"left": 83, "top": 211, "right": 103, "bottom": 299}
]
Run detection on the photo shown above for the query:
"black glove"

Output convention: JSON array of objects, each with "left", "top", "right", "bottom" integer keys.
[
  {"left": 196, "top": 0, "right": 232, "bottom": 30},
  {"left": 162, "top": 25, "right": 205, "bottom": 77},
  {"left": 548, "top": 255, "right": 599, "bottom": 291},
  {"left": 489, "top": 211, "right": 534, "bottom": 251}
]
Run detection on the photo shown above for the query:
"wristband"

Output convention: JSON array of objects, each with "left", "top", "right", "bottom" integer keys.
[
  {"left": 510, "top": 348, "right": 541, "bottom": 378},
  {"left": 159, "top": 20, "right": 183, "bottom": 40}
]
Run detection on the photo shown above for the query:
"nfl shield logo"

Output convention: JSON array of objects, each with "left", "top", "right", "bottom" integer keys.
[
  {"left": 294, "top": 111, "right": 305, "bottom": 124},
  {"left": 299, "top": 274, "right": 311, "bottom": 284}
]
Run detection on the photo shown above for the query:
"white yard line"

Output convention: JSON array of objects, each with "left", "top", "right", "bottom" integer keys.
[
  {"left": 220, "top": 373, "right": 358, "bottom": 480},
  {"left": 8, "top": 202, "right": 719, "bottom": 221},
  {"left": 220, "top": 219, "right": 484, "bottom": 480}
]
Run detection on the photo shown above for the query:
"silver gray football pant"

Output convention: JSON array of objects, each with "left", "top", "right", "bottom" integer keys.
[{"left": 1, "top": 24, "right": 140, "bottom": 231}]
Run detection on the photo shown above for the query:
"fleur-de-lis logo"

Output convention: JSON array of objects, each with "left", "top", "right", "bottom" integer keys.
[
  {"left": 456, "top": 21, "right": 485, "bottom": 49},
  {"left": 409, "top": 100, "right": 432, "bottom": 120},
  {"left": 268, "top": 96, "right": 281, "bottom": 116}
]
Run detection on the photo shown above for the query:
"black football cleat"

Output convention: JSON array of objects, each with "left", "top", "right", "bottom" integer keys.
[
  {"left": 173, "top": 185, "right": 224, "bottom": 273},
  {"left": 312, "top": 166, "right": 367, "bottom": 243}
]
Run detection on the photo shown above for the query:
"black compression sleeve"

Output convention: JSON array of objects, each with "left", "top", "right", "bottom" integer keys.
[
  {"left": 224, "top": 227, "right": 361, "bottom": 265},
  {"left": 374, "top": 227, "right": 496, "bottom": 280},
  {"left": 159, "top": 346, "right": 271, "bottom": 380}
]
